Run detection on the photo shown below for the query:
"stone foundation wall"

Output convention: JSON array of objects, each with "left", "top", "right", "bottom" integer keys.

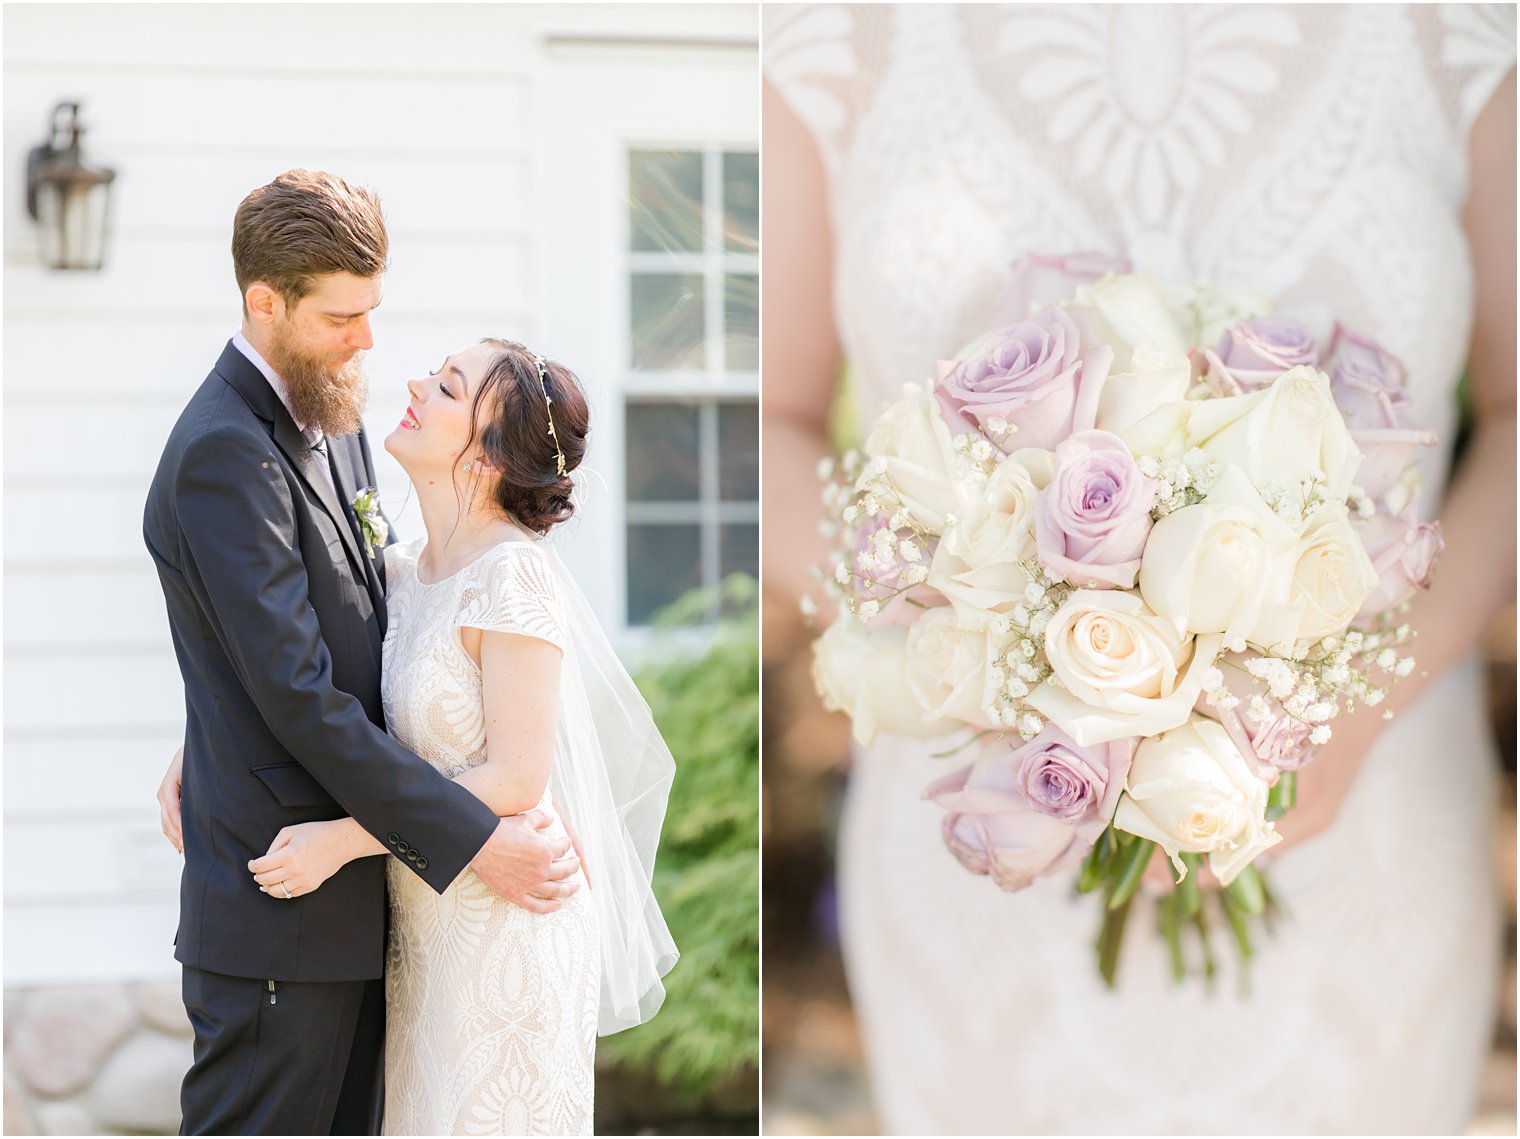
[
  {"left": 4, "top": 981, "right": 192, "bottom": 1136},
  {"left": 2, "top": 982, "right": 757, "bottom": 1136}
]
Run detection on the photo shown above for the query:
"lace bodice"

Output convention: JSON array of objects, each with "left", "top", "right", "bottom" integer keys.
[
  {"left": 766, "top": 5, "right": 1515, "bottom": 1134},
  {"left": 382, "top": 538, "right": 567, "bottom": 779},
  {"left": 379, "top": 537, "right": 597, "bottom": 1135}
]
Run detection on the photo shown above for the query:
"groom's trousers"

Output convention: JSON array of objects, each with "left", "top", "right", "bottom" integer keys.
[{"left": 179, "top": 967, "right": 385, "bottom": 1136}]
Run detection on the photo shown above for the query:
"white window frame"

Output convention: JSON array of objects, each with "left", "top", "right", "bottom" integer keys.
[{"left": 621, "top": 142, "right": 758, "bottom": 630}]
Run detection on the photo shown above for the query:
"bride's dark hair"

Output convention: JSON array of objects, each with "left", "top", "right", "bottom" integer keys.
[{"left": 458, "top": 338, "right": 590, "bottom": 534}]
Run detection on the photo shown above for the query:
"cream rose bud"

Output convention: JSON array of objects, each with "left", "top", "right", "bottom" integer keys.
[
  {"left": 904, "top": 606, "right": 1004, "bottom": 729},
  {"left": 927, "top": 449, "right": 1050, "bottom": 616},
  {"left": 812, "top": 619, "right": 951, "bottom": 746},
  {"left": 1092, "top": 343, "right": 1192, "bottom": 436},
  {"left": 1185, "top": 365, "right": 1362, "bottom": 500},
  {"left": 862, "top": 383, "right": 966, "bottom": 534},
  {"left": 1138, "top": 465, "right": 1298, "bottom": 648},
  {"left": 1247, "top": 502, "right": 1380, "bottom": 652},
  {"left": 1026, "top": 590, "right": 1224, "bottom": 745},
  {"left": 1267, "top": 502, "right": 1379, "bottom": 648},
  {"left": 1112, "top": 717, "right": 1281, "bottom": 885},
  {"left": 1064, "top": 273, "right": 1190, "bottom": 370}
]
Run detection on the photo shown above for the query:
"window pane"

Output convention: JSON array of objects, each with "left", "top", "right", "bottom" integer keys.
[
  {"left": 717, "top": 401, "right": 758, "bottom": 502},
  {"left": 631, "top": 273, "right": 704, "bottom": 370},
  {"left": 626, "top": 402, "right": 700, "bottom": 502},
  {"left": 720, "top": 522, "right": 759, "bottom": 581},
  {"left": 722, "top": 151, "right": 758, "bottom": 253},
  {"left": 724, "top": 273, "right": 758, "bottom": 371},
  {"left": 627, "top": 523, "right": 703, "bottom": 624},
  {"left": 629, "top": 150, "right": 703, "bottom": 253}
]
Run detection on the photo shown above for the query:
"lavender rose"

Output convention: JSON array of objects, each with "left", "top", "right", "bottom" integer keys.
[
  {"left": 1034, "top": 430, "right": 1157, "bottom": 589},
  {"left": 993, "top": 251, "right": 1132, "bottom": 322},
  {"left": 1207, "top": 653, "right": 1320, "bottom": 777},
  {"left": 924, "top": 728, "right": 1134, "bottom": 891},
  {"left": 1323, "top": 323, "right": 1411, "bottom": 430},
  {"left": 1200, "top": 318, "right": 1318, "bottom": 395},
  {"left": 1353, "top": 503, "right": 1443, "bottom": 619},
  {"left": 935, "top": 306, "right": 1112, "bottom": 451},
  {"left": 1014, "top": 733, "right": 1115, "bottom": 821},
  {"left": 1321, "top": 325, "right": 1435, "bottom": 500}
]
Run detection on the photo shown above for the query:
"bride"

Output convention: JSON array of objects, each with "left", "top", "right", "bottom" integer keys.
[
  {"left": 763, "top": 4, "right": 1514, "bottom": 1134},
  {"left": 246, "top": 338, "right": 678, "bottom": 1134}
]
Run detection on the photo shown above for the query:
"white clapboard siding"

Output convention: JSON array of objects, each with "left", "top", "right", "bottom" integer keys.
[
  {"left": 3, "top": 1, "right": 758, "bottom": 987},
  {"left": 4, "top": 233, "right": 532, "bottom": 316},
  {"left": 6, "top": 734, "right": 187, "bottom": 817},
  {"left": 3, "top": 900, "right": 182, "bottom": 988},
  {"left": 6, "top": 569, "right": 170, "bottom": 650}
]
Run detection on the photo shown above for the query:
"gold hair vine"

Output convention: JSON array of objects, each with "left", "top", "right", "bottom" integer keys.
[{"left": 533, "top": 353, "right": 568, "bottom": 477}]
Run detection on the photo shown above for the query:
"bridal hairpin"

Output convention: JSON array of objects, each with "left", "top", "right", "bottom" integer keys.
[{"left": 532, "top": 353, "right": 568, "bottom": 478}]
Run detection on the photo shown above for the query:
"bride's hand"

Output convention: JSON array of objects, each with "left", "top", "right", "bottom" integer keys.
[
  {"left": 159, "top": 746, "right": 185, "bottom": 854},
  {"left": 249, "top": 821, "right": 352, "bottom": 899}
]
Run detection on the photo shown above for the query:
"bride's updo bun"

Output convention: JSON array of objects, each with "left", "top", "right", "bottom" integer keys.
[{"left": 466, "top": 338, "right": 589, "bottom": 534}]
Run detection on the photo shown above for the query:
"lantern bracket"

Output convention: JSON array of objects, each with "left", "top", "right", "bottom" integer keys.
[{"left": 26, "top": 101, "right": 85, "bottom": 221}]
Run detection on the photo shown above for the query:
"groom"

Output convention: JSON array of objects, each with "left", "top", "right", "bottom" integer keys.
[{"left": 143, "top": 169, "right": 580, "bottom": 1136}]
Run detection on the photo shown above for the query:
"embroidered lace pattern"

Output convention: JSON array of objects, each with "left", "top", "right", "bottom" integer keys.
[{"left": 380, "top": 538, "right": 597, "bottom": 1136}]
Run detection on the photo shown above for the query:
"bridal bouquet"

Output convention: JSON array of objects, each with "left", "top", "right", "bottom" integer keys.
[{"left": 811, "top": 253, "right": 1441, "bottom": 984}]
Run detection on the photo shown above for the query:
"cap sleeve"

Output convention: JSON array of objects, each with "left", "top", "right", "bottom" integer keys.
[
  {"left": 764, "top": 4, "right": 893, "bottom": 181},
  {"left": 456, "top": 543, "right": 566, "bottom": 653}
]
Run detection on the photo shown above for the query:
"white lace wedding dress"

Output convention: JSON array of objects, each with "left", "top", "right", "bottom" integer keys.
[
  {"left": 380, "top": 538, "right": 598, "bottom": 1136},
  {"left": 766, "top": 5, "right": 1516, "bottom": 1133}
]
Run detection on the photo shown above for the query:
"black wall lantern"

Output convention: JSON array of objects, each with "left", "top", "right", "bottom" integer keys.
[{"left": 26, "top": 101, "right": 117, "bottom": 271}]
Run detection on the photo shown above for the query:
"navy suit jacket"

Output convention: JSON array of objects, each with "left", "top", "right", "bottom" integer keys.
[{"left": 143, "top": 341, "right": 498, "bottom": 982}]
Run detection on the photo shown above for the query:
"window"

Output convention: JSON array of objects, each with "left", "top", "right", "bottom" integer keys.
[{"left": 625, "top": 147, "right": 758, "bottom": 625}]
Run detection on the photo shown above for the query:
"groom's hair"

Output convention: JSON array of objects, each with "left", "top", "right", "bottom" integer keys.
[{"left": 232, "top": 169, "right": 388, "bottom": 312}]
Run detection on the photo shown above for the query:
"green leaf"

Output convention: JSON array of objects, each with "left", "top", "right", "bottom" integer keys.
[
  {"left": 1096, "top": 892, "right": 1133, "bottom": 989},
  {"left": 1157, "top": 892, "right": 1185, "bottom": 983},
  {"left": 1177, "top": 853, "right": 1203, "bottom": 919},
  {"left": 1077, "top": 826, "right": 1118, "bottom": 894},
  {"left": 1107, "top": 835, "right": 1155, "bottom": 911},
  {"left": 1265, "top": 771, "right": 1297, "bottom": 821},
  {"left": 1225, "top": 864, "right": 1267, "bottom": 916}
]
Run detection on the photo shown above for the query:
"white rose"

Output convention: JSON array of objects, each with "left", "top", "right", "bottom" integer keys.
[
  {"left": 926, "top": 449, "right": 1050, "bottom": 618},
  {"left": 1138, "top": 465, "right": 1299, "bottom": 649},
  {"left": 1093, "top": 343, "right": 1192, "bottom": 437},
  {"left": 1112, "top": 717, "right": 1281, "bottom": 885},
  {"left": 1026, "top": 590, "right": 1224, "bottom": 744},
  {"left": 862, "top": 383, "right": 967, "bottom": 533},
  {"left": 812, "top": 618, "right": 951, "bottom": 746},
  {"left": 1064, "top": 274, "right": 1191, "bottom": 370},
  {"left": 1185, "top": 365, "right": 1362, "bottom": 500},
  {"left": 1170, "top": 282, "right": 1273, "bottom": 347},
  {"left": 904, "top": 607, "right": 1004, "bottom": 729},
  {"left": 1251, "top": 502, "right": 1380, "bottom": 652}
]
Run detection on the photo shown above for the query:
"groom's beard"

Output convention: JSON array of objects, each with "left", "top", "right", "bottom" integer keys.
[{"left": 266, "top": 329, "right": 369, "bottom": 438}]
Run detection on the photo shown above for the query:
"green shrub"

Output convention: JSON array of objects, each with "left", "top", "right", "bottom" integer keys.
[{"left": 599, "top": 574, "right": 760, "bottom": 1098}]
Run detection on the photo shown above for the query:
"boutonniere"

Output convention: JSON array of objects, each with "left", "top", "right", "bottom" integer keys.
[{"left": 351, "top": 487, "right": 388, "bottom": 558}]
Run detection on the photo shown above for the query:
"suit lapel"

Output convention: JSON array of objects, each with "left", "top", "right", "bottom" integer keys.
[{"left": 329, "top": 434, "right": 387, "bottom": 615}]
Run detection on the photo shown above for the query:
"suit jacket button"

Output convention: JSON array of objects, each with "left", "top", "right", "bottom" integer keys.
[
  {"left": 396, "top": 843, "right": 410, "bottom": 856},
  {"left": 416, "top": 858, "right": 429, "bottom": 870},
  {"left": 406, "top": 850, "right": 419, "bottom": 861},
  {"left": 387, "top": 833, "right": 400, "bottom": 845}
]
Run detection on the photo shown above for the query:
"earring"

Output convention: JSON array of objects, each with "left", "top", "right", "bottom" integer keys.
[{"left": 463, "top": 461, "right": 474, "bottom": 474}]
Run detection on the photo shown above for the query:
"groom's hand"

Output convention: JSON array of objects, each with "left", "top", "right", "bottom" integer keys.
[
  {"left": 470, "top": 812, "right": 581, "bottom": 914},
  {"left": 158, "top": 747, "right": 185, "bottom": 855}
]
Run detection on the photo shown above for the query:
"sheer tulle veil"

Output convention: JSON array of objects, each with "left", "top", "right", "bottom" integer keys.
[{"left": 541, "top": 541, "right": 679, "bottom": 1035}]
